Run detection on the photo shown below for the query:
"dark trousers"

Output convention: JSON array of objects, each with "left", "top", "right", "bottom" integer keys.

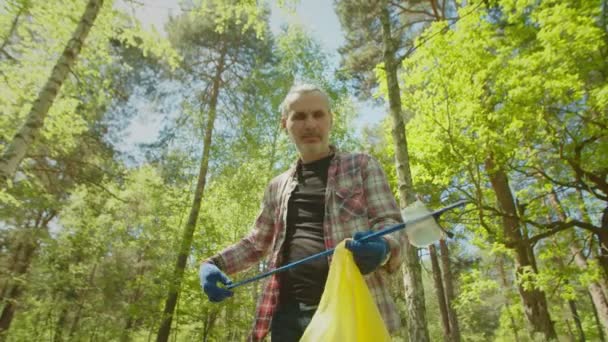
[{"left": 270, "top": 301, "right": 317, "bottom": 342}]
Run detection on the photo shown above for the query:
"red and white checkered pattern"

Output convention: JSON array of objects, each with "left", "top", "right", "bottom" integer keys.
[{"left": 210, "top": 149, "right": 406, "bottom": 341}]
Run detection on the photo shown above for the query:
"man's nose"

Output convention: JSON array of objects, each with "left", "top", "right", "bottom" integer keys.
[{"left": 303, "top": 115, "right": 316, "bottom": 128}]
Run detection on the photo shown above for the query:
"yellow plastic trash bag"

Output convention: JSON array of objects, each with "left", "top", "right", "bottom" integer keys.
[{"left": 300, "top": 241, "right": 391, "bottom": 342}]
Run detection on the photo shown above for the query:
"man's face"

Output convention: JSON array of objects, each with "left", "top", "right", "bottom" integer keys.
[{"left": 281, "top": 91, "right": 332, "bottom": 162}]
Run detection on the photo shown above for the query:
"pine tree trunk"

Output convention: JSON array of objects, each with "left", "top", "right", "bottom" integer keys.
[
  {"left": 485, "top": 157, "right": 556, "bottom": 339},
  {"left": 155, "top": 46, "right": 226, "bottom": 342},
  {"left": 429, "top": 244, "right": 450, "bottom": 341},
  {"left": 439, "top": 239, "right": 461, "bottom": 342},
  {"left": 0, "top": 0, "right": 104, "bottom": 189},
  {"left": 572, "top": 244, "right": 608, "bottom": 337},
  {"left": 379, "top": 2, "right": 429, "bottom": 340}
]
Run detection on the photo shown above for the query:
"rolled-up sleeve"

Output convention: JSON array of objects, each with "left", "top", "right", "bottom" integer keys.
[{"left": 361, "top": 155, "right": 406, "bottom": 273}]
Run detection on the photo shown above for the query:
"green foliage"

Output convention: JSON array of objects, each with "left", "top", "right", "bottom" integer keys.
[
  {"left": 374, "top": 0, "right": 608, "bottom": 339},
  {"left": 453, "top": 269, "right": 502, "bottom": 340},
  {"left": 3, "top": 0, "right": 607, "bottom": 340},
  {"left": 8, "top": 166, "right": 187, "bottom": 340},
  {"left": 1, "top": 0, "right": 183, "bottom": 338},
  {"left": 336, "top": 0, "right": 446, "bottom": 99},
  {"left": 361, "top": 118, "right": 398, "bottom": 195},
  {"left": 189, "top": 0, "right": 268, "bottom": 39}
]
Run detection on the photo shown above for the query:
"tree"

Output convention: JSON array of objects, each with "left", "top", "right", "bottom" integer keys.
[
  {"left": 0, "top": 0, "right": 104, "bottom": 190},
  {"left": 155, "top": 2, "right": 273, "bottom": 339},
  {"left": 0, "top": 0, "right": 179, "bottom": 335},
  {"left": 399, "top": 0, "right": 607, "bottom": 339},
  {"left": 337, "top": 1, "right": 462, "bottom": 339},
  {"left": 379, "top": 2, "right": 429, "bottom": 339}
]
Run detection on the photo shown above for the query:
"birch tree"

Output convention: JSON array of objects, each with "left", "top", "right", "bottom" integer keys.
[{"left": 0, "top": 0, "right": 104, "bottom": 190}]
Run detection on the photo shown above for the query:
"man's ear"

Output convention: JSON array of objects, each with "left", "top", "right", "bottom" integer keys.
[{"left": 280, "top": 116, "right": 287, "bottom": 131}]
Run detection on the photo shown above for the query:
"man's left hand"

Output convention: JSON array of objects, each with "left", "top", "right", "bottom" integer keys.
[{"left": 345, "top": 231, "right": 389, "bottom": 275}]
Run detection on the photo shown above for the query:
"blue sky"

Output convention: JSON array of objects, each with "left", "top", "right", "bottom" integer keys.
[
  {"left": 119, "top": 0, "right": 347, "bottom": 55},
  {"left": 115, "top": 0, "right": 386, "bottom": 147},
  {"left": 269, "top": 0, "right": 345, "bottom": 53}
]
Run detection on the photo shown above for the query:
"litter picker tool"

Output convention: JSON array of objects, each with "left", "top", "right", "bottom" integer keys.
[{"left": 225, "top": 200, "right": 468, "bottom": 290}]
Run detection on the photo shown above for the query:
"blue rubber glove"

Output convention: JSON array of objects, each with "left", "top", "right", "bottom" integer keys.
[
  {"left": 345, "top": 231, "right": 389, "bottom": 275},
  {"left": 199, "top": 263, "right": 233, "bottom": 302}
]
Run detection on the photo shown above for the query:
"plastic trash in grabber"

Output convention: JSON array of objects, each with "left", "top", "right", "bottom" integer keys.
[{"left": 225, "top": 200, "right": 469, "bottom": 290}]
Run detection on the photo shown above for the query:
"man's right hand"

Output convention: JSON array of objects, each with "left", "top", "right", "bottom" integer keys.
[{"left": 199, "top": 263, "right": 233, "bottom": 302}]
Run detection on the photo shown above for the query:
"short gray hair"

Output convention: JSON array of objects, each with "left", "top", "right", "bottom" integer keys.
[{"left": 279, "top": 84, "right": 331, "bottom": 118}]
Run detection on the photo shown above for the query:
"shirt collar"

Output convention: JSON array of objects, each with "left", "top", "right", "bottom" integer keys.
[{"left": 288, "top": 145, "right": 338, "bottom": 177}]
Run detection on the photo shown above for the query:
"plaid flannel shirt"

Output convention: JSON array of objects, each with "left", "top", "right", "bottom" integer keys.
[{"left": 209, "top": 150, "right": 406, "bottom": 341}]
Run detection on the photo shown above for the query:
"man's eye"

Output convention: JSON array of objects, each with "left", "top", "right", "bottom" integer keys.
[{"left": 313, "top": 111, "right": 325, "bottom": 118}]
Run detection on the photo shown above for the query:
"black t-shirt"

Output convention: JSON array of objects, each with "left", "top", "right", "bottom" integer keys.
[{"left": 279, "top": 154, "right": 333, "bottom": 305}]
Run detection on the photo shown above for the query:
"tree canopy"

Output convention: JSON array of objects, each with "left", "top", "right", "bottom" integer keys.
[{"left": 0, "top": 0, "right": 607, "bottom": 340}]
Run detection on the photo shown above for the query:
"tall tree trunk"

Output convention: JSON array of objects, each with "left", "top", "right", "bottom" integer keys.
[
  {"left": 379, "top": 2, "right": 429, "bottom": 341},
  {"left": 155, "top": 46, "right": 226, "bottom": 342},
  {"left": 589, "top": 249, "right": 608, "bottom": 299},
  {"left": 0, "top": 210, "right": 55, "bottom": 335},
  {"left": 429, "top": 244, "right": 451, "bottom": 341},
  {"left": 0, "top": 237, "right": 38, "bottom": 333},
  {"left": 590, "top": 246, "right": 608, "bottom": 301},
  {"left": 202, "top": 308, "right": 219, "bottom": 342},
  {"left": 428, "top": 0, "right": 443, "bottom": 20},
  {"left": 485, "top": 157, "right": 556, "bottom": 339},
  {"left": 439, "top": 239, "right": 461, "bottom": 342},
  {"left": 564, "top": 317, "right": 576, "bottom": 342},
  {"left": 591, "top": 290, "right": 608, "bottom": 342},
  {"left": 576, "top": 189, "right": 608, "bottom": 280},
  {"left": 595, "top": 228, "right": 608, "bottom": 277},
  {"left": 548, "top": 252, "right": 586, "bottom": 342},
  {"left": 548, "top": 245, "right": 586, "bottom": 341},
  {"left": 547, "top": 189, "right": 602, "bottom": 339},
  {"left": 598, "top": 208, "right": 608, "bottom": 279},
  {"left": 572, "top": 243, "right": 608, "bottom": 338},
  {"left": 567, "top": 299, "right": 585, "bottom": 342},
  {"left": 0, "top": 0, "right": 104, "bottom": 190}
]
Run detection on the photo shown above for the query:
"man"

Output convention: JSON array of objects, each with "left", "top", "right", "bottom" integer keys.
[{"left": 199, "top": 84, "right": 407, "bottom": 341}]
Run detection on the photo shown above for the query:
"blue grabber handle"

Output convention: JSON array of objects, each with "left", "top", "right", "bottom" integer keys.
[{"left": 225, "top": 200, "right": 468, "bottom": 290}]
